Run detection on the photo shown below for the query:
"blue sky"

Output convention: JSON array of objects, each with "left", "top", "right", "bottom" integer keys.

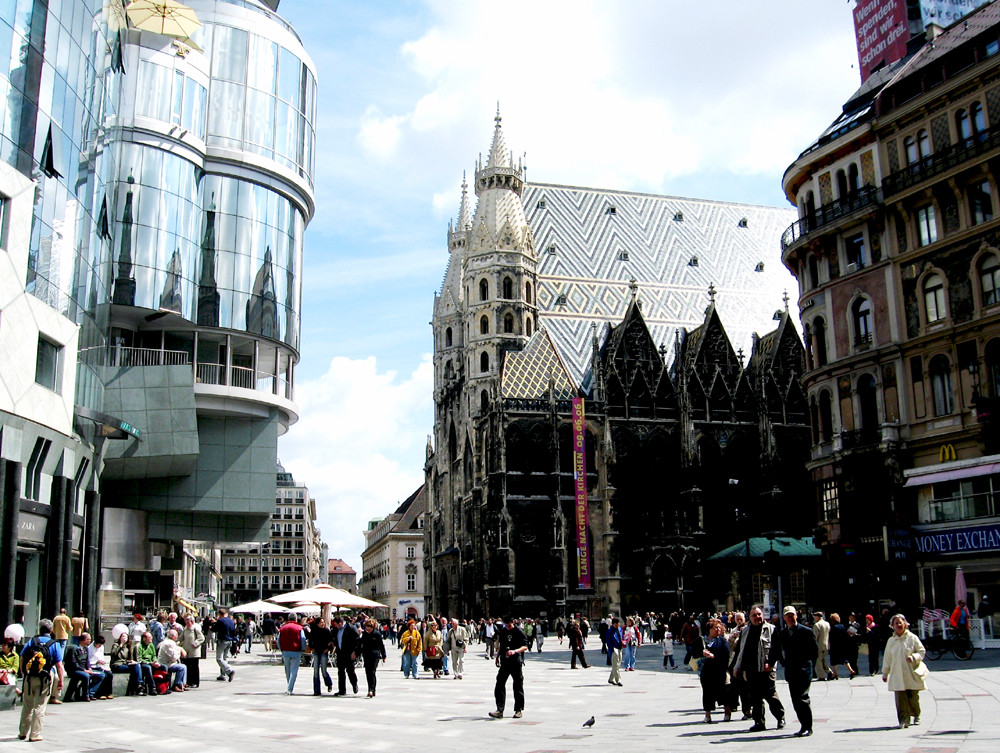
[{"left": 273, "top": 0, "right": 863, "bottom": 573}]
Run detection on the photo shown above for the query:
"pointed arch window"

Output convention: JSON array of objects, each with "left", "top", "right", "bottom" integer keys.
[
  {"left": 525, "top": 281, "right": 533, "bottom": 305},
  {"left": 480, "top": 315, "right": 489, "bottom": 335},
  {"left": 480, "top": 352, "right": 489, "bottom": 373},
  {"left": 980, "top": 253, "right": 1000, "bottom": 306},
  {"left": 930, "top": 354, "right": 954, "bottom": 416},
  {"left": 480, "top": 389, "right": 489, "bottom": 414},
  {"left": 445, "top": 327, "right": 453, "bottom": 347},
  {"left": 503, "top": 313, "right": 514, "bottom": 334},
  {"left": 923, "top": 274, "right": 946, "bottom": 323},
  {"left": 479, "top": 279, "right": 488, "bottom": 301},
  {"left": 502, "top": 276, "right": 513, "bottom": 299},
  {"left": 852, "top": 298, "right": 873, "bottom": 347},
  {"left": 525, "top": 316, "right": 533, "bottom": 336}
]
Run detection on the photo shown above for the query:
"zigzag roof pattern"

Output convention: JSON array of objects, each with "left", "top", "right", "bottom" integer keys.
[
  {"left": 522, "top": 182, "right": 797, "bottom": 385},
  {"left": 500, "top": 328, "right": 576, "bottom": 400}
]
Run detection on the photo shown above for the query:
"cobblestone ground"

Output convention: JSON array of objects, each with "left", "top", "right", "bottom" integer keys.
[{"left": 5, "top": 642, "right": 999, "bottom": 752}]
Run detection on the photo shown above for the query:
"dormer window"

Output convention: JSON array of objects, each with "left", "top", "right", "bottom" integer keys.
[
  {"left": 688, "top": 256, "right": 699, "bottom": 267},
  {"left": 738, "top": 217, "right": 748, "bottom": 228},
  {"left": 556, "top": 293, "right": 567, "bottom": 306},
  {"left": 547, "top": 244, "right": 557, "bottom": 255},
  {"left": 618, "top": 250, "right": 629, "bottom": 261},
  {"left": 674, "top": 212, "right": 684, "bottom": 222},
  {"left": 537, "top": 199, "right": 546, "bottom": 209},
  {"left": 754, "top": 261, "right": 765, "bottom": 272},
  {"left": 606, "top": 205, "right": 617, "bottom": 215}
]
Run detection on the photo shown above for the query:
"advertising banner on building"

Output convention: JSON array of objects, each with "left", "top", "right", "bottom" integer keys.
[
  {"left": 854, "top": 0, "right": 910, "bottom": 82},
  {"left": 572, "top": 398, "right": 592, "bottom": 589},
  {"left": 913, "top": 522, "right": 1000, "bottom": 556},
  {"left": 919, "top": 1, "right": 990, "bottom": 28}
]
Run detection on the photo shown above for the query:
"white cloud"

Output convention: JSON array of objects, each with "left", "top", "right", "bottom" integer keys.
[
  {"left": 357, "top": 105, "right": 410, "bottom": 161},
  {"left": 278, "top": 355, "right": 434, "bottom": 572}
]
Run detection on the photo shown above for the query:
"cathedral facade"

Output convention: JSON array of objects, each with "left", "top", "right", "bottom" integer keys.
[{"left": 425, "top": 114, "right": 814, "bottom": 618}]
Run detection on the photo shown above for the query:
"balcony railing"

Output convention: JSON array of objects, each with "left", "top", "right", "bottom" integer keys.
[
  {"left": 883, "top": 125, "right": 1000, "bottom": 197},
  {"left": 840, "top": 428, "right": 880, "bottom": 450},
  {"left": 928, "top": 492, "right": 996, "bottom": 523},
  {"left": 109, "top": 346, "right": 189, "bottom": 367},
  {"left": 781, "top": 186, "right": 881, "bottom": 251}
]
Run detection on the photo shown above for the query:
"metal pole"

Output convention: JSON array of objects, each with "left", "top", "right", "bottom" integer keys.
[{"left": 258, "top": 543, "right": 263, "bottom": 601}]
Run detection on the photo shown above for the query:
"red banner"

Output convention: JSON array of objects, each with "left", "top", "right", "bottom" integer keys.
[
  {"left": 572, "top": 398, "right": 592, "bottom": 589},
  {"left": 854, "top": 0, "right": 909, "bottom": 83}
]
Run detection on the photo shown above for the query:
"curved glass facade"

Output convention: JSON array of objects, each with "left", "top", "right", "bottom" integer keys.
[{"left": 0, "top": 0, "right": 120, "bottom": 411}]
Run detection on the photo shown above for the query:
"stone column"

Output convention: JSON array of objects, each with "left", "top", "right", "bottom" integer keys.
[
  {"left": 82, "top": 490, "right": 101, "bottom": 631},
  {"left": 0, "top": 459, "right": 22, "bottom": 628},
  {"left": 43, "top": 477, "right": 66, "bottom": 619}
]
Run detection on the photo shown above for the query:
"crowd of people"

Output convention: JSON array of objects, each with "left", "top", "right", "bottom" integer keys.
[{"left": 5, "top": 601, "right": 946, "bottom": 742}]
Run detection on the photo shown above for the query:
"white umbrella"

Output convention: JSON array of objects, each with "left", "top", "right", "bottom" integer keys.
[
  {"left": 230, "top": 599, "right": 289, "bottom": 614},
  {"left": 269, "top": 584, "right": 385, "bottom": 621}
]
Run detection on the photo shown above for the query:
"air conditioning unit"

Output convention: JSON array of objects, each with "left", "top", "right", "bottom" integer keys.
[{"left": 846, "top": 262, "right": 858, "bottom": 274}]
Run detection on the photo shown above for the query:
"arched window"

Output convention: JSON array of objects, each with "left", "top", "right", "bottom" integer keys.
[
  {"left": 836, "top": 169, "right": 848, "bottom": 199},
  {"left": 525, "top": 317, "right": 533, "bottom": 336},
  {"left": 972, "top": 101, "right": 986, "bottom": 135},
  {"left": 480, "top": 389, "right": 489, "bottom": 414},
  {"left": 480, "top": 315, "right": 489, "bottom": 335},
  {"left": 503, "top": 314, "right": 514, "bottom": 334},
  {"left": 857, "top": 373, "right": 879, "bottom": 432},
  {"left": 818, "top": 389, "right": 833, "bottom": 442},
  {"left": 924, "top": 274, "right": 946, "bottom": 323},
  {"left": 904, "top": 135, "right": 918, "bottom": 165},
  {"left": 445, "top": 327, "right": 452, "bottom": 347},
  {"left": 479, "top": 279, "right": 488, "bottom": 301},
  {"left": 918, "top": 129, "right": 931, "bottom": 160},
  {"left": 804, "top": 190, "right": 816, "bottom": 223},
  {"left": 480, "top": 352, "right": 489, "bottom": 373},
  {"left": 980, "top": 253, "right": 1000, "bottom": 306},
  {"left": 985, "top": 339, "right": 1000, "bottom": 397},
  {"left": 808, "top": 255, "right": 819, "bottom": 288},
  {"left": 848, "top": 163, "right": 860, "bottom": 193},
  {"left": 814, "top": 317, "right": 828, "bottom": 366},
  {"left": 444, "top": 360, "right": 454, "bottom": 379},
  {"left": 852, "top": 298, "right": 873, "bottom": 346},
  {"left": 502, "top": 277, "right": 513, "bottom": 299},
  {"left": 525, "top": 281, "right": 533, "bottom": 305},
  {"left": 930, "top": 354, "right": 954, "bottom": 416},
  {"left": 957, "top": 108, "right": 971, "bottom": 141},
  {"left": 809, "top": 397, "right": 820, "bottom": 444}
]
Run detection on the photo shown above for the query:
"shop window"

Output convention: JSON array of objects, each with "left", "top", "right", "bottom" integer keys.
[{"left": 923, "top": 274, "right": 946, "bottom": 323}]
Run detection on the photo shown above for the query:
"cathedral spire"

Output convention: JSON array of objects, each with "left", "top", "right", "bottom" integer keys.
[
  {"left": 487, "top": 102, "right": 508, "bottom": 169},
  {"left": 457, "top": 171, "right": 471, "bottom": 230}
]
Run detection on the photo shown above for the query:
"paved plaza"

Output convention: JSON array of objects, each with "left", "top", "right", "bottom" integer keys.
[{"left": 5, "top": 642, "right": 1000, "bottom": 751}]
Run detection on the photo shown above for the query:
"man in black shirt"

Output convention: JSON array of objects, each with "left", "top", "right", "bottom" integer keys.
[
  {"left": 489, "top": 617, "right": 528, "bottom": 719},
  {"left": 776, "top": 606, "right": 819, "bottom": 737}
]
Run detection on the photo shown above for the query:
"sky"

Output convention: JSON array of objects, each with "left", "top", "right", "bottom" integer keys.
[{"left": 272, "top": 0, "right": 864, "bottom": 578}]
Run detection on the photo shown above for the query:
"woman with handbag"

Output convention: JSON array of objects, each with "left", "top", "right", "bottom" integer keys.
[
  {"left": 423, "top": 621, "right": 444, "bottom": 679},
  {"left": 882, "top": 614, "right": 928, "bottom": 728}
]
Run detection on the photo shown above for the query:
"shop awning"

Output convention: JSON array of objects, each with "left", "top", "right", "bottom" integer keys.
[{"left": 903, "top": 463, "right": 1000, "bottom": 487}]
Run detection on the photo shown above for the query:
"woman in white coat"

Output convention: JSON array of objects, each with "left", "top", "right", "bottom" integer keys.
[{"left": 881, "top": 614, "right": 928, "bottom": 728}]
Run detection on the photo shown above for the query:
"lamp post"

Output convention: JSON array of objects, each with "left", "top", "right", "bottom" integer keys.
[{"left": 258, "top": 542, "right": 270, "bottom": 601}]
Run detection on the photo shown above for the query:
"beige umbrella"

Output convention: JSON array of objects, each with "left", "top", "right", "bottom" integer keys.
[
  {"left": 269, "top": 584, "right": 386, "bottom": 621},
  {"left": 230, "top": 599, "right": 289, "bottom": 614},
  {"left": 126, "top": 0, "right": 201, "bottom": 38}
]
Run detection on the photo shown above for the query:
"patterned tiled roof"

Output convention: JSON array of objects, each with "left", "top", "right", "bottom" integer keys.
[
  {"left": 500, "top": 328, "right": 576, "bottom": 400},
  {"left": 523, "top": 183, "right": 797, "bottom": 385}
]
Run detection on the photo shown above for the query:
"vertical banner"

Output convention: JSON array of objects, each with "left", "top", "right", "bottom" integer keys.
[
  {"left": 572, "top": 397, "right": 592, "bottom": 589},
  {"left": 853, "top": 0, "right": 910, "bottom": 83}
]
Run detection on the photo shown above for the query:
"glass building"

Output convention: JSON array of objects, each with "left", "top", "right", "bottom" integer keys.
[{"left": 0, "top": 0, "right": 316, "bottom": 625}]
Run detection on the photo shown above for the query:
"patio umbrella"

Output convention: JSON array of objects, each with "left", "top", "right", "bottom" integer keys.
[
  {"left": 269, "top": 584, "right": 386, "bottom": 620},
  {"left": 230, "top": 599, "right": 289, "bottom": 614},
  {"left": 126, "top": 0, "right": 201, "bottom": 38},
  {"left": 955, "top": 566, "right": 968, "bottom": 604}
]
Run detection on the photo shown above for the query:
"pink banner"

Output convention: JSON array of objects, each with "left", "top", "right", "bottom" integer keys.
[
  {"left": 572, "top": 398, "right": 592, "bottom": 589},
  {"left": 854, "top": 0, "right": 909, "bottom": 83}
]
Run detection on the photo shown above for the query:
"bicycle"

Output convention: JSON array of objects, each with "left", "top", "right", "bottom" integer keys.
[{"left": 923, "top": 629, "right": 975, "bottom": 660}]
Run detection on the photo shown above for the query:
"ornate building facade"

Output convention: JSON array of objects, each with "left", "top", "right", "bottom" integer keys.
[
  {"left": 425, "top": 114, "right": 812, "bottom": 618},
  {"left": 781, "top": 1, "right": 1000, "bottom": 615}
]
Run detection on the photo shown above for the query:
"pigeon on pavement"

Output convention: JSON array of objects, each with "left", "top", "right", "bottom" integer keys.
[{"left": 583, "top": 716, "right": 595, "bottom": 728}]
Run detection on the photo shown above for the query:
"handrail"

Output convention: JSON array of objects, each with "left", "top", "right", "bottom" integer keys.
[
  {"left": 883, "top": 126, "right": 1000, "bottom": 197},
  {"left": 109, "top": 346, "right": 189, "bottom": 367},
  {"left": 781, "top": 186, "right": 882, "bottom": 251}
]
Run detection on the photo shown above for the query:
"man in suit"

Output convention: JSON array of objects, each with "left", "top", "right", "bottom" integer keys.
[
  {"left": 776, "top": 607, "right": 819, "bottom": 737},
  {"left": 812, "top": 611, "right": 833, "bottom": 681},
  {"left": 331, "top": 615, "right": 360, "bottom": 695},
  {"left": 734, "top": 605, "right": 785, "bottom": 732}
]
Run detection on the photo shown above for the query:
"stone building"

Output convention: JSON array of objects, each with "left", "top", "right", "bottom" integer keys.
[
  {"left": 424, "top": 114, "right": 812, "bottom": 619},
  {"left": 781, "top": 1, "right": 1000, "bottom": 613},
  {"left": 326, "top": 558, "right": 357, "bottom": 593},
  {"left": 361, "top": 485, "right": 426, "bottom": 620}
]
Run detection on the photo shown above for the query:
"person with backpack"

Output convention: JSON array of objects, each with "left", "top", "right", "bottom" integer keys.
[{"left": 18, "top": 618, "right": 64, "bottom": 742}]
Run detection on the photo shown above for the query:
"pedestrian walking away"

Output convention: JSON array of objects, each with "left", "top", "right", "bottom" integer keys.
[
  {"left": 776, "top": 606, "right": 818, "bottom": 736},
  {"left": 18, "top": 619, "right": 64, "bottom": 743},
  {"left": 490, "top": 616, "right": 528, "bottom": 719},
  {"left": 882, "top": 613, "right": 928, "bottom": 728},
  {"left": 812, "top": 611, "right": 833, "bottom": 681},
  {"left": 213, "top": 608, "right": 237, "bottom": 682},
  {"left": 278, "top": 614, "right": 306, "bottom": 694},
  {"left": 568, "top": 619, "right": 589, "bottom": 669}
]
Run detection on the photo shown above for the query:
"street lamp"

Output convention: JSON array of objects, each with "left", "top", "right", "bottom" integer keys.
[{"left": 258, "top": 541, "right": 270, "bottom": 600}]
